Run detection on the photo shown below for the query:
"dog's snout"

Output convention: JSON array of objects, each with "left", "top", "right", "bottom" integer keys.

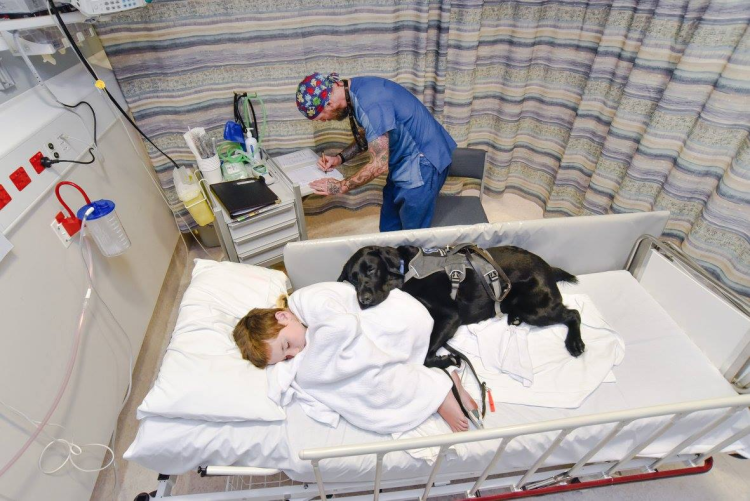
[{"left": 360, "top": 292, "right": 374, "bottom": 305}]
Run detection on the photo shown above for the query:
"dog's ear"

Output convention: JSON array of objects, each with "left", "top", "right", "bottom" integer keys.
[
  {"left": 396, "top": 245, "right": 419, "bottom": 265},
  {"left": 381, "top": 247, "right": 404, "bottom": 275},
  {"left": 337, "top": 256, "right": 353, "bottom": 283}
]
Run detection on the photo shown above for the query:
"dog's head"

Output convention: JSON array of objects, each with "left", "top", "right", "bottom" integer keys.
[{"left": 337, "top": 245, "right": 407, "bottom": 309}]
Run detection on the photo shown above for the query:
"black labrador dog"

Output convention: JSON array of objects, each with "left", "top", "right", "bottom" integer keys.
[{"left": 338, "top": 245, "right": 584, "bottom": 369}]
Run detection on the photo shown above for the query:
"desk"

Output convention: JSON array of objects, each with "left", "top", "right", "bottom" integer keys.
[{"left": 209, "top": 150, "right": 307, "bottom": 265}]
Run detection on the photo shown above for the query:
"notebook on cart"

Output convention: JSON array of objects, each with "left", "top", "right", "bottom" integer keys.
[{"left": 210, "top": 178, "right": 280, "bottom": 219}]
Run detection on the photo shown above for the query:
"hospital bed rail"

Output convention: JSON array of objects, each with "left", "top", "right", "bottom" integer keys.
[
  {"left": 626, "top": 235, "right": 750, "bottom": 393},
  {"left": 152, "top": 393, "right": 750, "bottom": 501},
  {"left": 144, "top": 230, "right": 750, "bottom": 501},
  {"left": 299, "top": 393, "right": 750, "bottom": 500}
]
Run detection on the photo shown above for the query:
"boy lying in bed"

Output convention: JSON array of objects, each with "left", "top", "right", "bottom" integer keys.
[{"left": 233, "top": 282, "right": 478, "bottom": 434}]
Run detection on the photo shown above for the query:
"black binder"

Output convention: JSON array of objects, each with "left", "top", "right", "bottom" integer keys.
[{"left": 210, "top": 177, "right": 280, "bottom": 218}]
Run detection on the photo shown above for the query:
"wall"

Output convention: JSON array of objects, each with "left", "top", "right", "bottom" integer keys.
[{"left": 0, "top": 49, "right": 177, "bottom": 500}]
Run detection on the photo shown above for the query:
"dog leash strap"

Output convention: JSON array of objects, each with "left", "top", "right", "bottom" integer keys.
[{"left": 445, "top": 345, "right": 487, "bottom": 420}]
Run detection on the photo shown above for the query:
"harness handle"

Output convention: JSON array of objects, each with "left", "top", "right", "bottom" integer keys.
[{"left": 461, "top": 245, "right": 512, "bottom": 303}]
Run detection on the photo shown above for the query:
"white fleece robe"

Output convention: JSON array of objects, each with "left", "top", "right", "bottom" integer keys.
[{"left": 267, "top": 282, "right": 452, "bottom": 434}]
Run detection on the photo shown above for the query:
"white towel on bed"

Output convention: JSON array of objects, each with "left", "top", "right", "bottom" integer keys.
[
  {"left": 449, "top": 320, "right": 534, "bottom": 387},
  {"left": 267, "top": 282, "right": 453, "bottom": 435},
  {"left": 442, "top": 293, "right": 624, "bottom": 409}
]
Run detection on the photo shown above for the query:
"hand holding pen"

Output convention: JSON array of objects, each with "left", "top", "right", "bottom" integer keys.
[{"left": 317, "top": 151, "right": 342, "bottom": 173}]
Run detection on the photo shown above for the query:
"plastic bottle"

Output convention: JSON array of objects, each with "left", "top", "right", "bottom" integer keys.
[
  {"left": 173, "top": 167, "right": 215, "bottom": 226},
  {"left": 245, "top": 133, "right": 262, "bottom": 163}
]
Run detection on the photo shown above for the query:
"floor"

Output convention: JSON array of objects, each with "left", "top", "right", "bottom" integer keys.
[{"left": 91, "top": 194, "right": 750, "bottom": 500}]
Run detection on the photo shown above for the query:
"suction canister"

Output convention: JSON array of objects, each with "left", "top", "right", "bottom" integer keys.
[{"left": 77, "top": 200, "right": 131, "bottom": 257}]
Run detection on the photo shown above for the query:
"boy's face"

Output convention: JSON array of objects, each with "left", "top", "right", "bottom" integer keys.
[{"left": 266, "top": 310, "right": 307, "bottom": 365}]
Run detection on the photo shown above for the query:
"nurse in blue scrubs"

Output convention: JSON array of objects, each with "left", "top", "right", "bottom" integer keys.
[{"left": 297, "top": 73, "right": 457, "bottom": 231}]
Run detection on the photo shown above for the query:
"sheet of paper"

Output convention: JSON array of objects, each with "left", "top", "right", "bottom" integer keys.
[
  {"left": 273, "top": 148, "right": 344, "bottom": 196},
  {"left": 273, "top": 148, "right": 321, "bottom": 170}
]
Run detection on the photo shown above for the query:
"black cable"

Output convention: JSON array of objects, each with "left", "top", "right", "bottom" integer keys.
[
  {"left": 61, "top": 100, "right": 97, "bottom": 146},
  {"left": 42, "top": 148, "right": 96, "bottom": 168},
  {"left": 248, "top": 97, "right": 258, "bottom": 141},
  {"left": 48, "top": 0, "right": 180, "bottom": 170},
  {"left": 233, "top": 93, "right": 243, "bottom": 131},
  {"left": 233, "top": 92, "right": 259, "bottom": 140}
]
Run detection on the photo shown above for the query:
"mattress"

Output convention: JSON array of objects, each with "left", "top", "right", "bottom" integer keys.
[{"left": 125, "top": 270, "right": 750, "bottom": 482}]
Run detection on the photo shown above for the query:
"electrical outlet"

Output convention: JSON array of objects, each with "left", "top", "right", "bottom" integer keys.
[
  {"left": 42, "top": 140, "right": 56, "bottom": 159},
  {"left": 56, "top": 135, "right": 71, "bottom": 153},
  {"left": 51, "top": 218, "right": 73, "bottom": 248}
]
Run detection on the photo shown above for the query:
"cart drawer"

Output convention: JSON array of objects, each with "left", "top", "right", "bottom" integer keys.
[
  {"left": 234, "top": 220, "right": 299, "bottom": 257},
  {"left": 228, "top": 202, "right": 296, "bottom": 240},
  {"left": 238, "top": 235, "right": 299, "bottom": 266}
]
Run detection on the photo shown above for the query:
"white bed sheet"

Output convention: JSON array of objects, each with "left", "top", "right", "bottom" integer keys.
[{"left": 125, "top": 271, "right": 750, "bottom": 482}]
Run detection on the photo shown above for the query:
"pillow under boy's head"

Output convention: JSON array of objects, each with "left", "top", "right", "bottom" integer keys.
[{"left": 137, "top": 259, "right": 289, "bottom": 422}]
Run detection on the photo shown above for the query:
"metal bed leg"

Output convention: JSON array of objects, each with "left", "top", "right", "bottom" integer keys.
[
  {"left": 420, "top": 445, "right": 449, "bottom": 501},
  {"left": 312, "top": 460, "right": 326, "bottom": 501},
  {"left": 468, "top": 437, "right": 511, "bottom": 497},
  {"left": 154, "top": 474, "right": 176, "bottom": 498}
]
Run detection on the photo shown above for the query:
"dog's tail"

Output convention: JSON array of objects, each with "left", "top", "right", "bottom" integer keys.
[{"left": 552, "top": 267, "right": 578, "bottom": 284}]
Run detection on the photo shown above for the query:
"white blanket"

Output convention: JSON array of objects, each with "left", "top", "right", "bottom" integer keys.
[{"left": 267, "top": 282, "right": 452, "bottom": 434}]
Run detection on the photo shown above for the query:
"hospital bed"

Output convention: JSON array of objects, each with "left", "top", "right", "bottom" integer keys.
[{"left": 129, "top": 211, "right": 750, "bottom": 500}]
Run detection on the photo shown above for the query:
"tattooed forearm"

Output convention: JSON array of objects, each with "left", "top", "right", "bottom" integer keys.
[{"left": 340, "top": 134, "right": 389, "bottom": 193}]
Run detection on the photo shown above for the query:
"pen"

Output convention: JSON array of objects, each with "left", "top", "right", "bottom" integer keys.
[{"left": 320, "top": 151, "right": 331, "bottom": 173}]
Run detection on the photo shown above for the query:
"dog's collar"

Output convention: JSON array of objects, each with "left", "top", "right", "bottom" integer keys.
[{"left": 399, "top": 259, "right": 404, "bottom": 275}]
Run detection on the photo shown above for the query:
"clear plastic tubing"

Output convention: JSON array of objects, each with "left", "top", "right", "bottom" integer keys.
[{"left": 0, "top": 214, "right": 94, "bottom": 479}]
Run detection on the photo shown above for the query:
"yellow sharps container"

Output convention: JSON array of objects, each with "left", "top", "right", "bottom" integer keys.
[{"left": 173, "top": 166, "right": 215, "bottom": 226}]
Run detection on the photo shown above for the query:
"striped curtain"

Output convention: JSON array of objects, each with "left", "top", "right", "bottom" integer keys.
[{"left": 96, "top": 0, "right": 750, "bottom": 298}]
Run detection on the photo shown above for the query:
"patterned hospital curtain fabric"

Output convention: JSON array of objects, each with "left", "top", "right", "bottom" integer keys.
[{"left": 95, "top": 0, "right": 750, "bottom": 298}]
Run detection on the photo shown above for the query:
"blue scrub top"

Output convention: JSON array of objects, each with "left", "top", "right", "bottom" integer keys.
[{"left": 349, "top": 77, "right": 456, "bottom": 189}]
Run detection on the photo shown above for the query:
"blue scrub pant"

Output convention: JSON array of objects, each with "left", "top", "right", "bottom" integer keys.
[{"left": 380, "top": 157, "right": 450, "bottom": 232}]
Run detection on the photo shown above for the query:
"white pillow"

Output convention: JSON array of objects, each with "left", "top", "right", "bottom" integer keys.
[{"left": 137, "top": 259, "right": 289, "bottom": 422}]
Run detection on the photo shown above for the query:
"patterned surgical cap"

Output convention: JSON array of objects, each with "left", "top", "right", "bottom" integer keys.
[{"left": 296, "top": 72, "right": 340, "bottom": 119}]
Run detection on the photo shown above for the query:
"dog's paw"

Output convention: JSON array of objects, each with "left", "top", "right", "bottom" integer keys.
[
  {"left": 426, "top": 354, "right": 460, "bottom": 369},
  {"left": 566, "top": 337, "right": 585, "bottom": 357}
]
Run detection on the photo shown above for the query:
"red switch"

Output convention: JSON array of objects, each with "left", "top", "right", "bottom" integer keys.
[
  {"left": 10, "top": 167, "right": 31, "bottom": 191},
  {"left": 30, "top": 152, "right": 45, "bottom": 174},
  {"left": 0, "top": 184, "right": 10, "bottom": 210}
]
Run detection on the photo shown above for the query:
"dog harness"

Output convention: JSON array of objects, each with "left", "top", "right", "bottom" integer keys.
[{"left": 403, "top": 243, "right": 512, "bottom": 316}]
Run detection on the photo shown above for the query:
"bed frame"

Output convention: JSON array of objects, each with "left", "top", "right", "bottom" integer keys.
[{"left": 141, "top": 212, "right": 750, "bottom": 500}]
